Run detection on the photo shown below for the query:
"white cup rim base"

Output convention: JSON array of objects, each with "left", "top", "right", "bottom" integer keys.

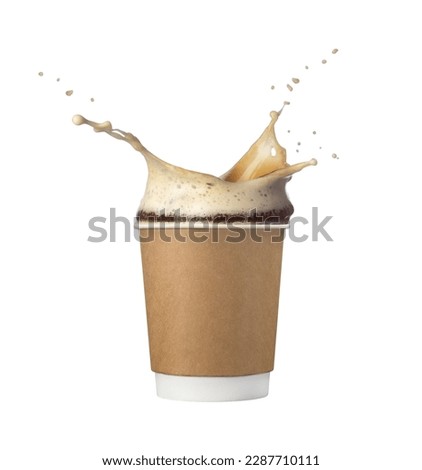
[{"left": 155, "top": 372, "right": 270, "bottom": 402}]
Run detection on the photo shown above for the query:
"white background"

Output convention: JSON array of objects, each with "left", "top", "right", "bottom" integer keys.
[{"left": 1, "top": 1, "right": 421, "bottom": 469}]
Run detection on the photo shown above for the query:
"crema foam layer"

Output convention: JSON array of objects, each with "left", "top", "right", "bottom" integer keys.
[{"left": 72, "top": 107, "right": 317, "bottom": 222}]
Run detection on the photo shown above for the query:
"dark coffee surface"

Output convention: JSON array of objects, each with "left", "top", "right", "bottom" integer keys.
[{"left": 137, "top": 205, "right": 293, "bottom": 224}]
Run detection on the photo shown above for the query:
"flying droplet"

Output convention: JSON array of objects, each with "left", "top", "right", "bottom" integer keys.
[
  {"left": 56, "top": 78, "right": 60, "bottom": 82},
  {"left": 296, "top": 149, "right": 299, "bottom": 153},
  {"left": 65, "top": 90, "right": 73, "bottom": 96},
  {"left": 287, "top": 84, "right": 293, "bottom": 92},
  {"left": 271, "top": 85, "right": 275, "bottom": 90},
  {"left": 284, "top": 100, "right": 290, "bottom": 105},
  {"left": 297, "top": 142, "right": 301, "bottom": 146},
  {"left": 72, "top": 115, "right": 85, "bottom": 125},
  {"left": 38, "top": 72, "right": 44, "bottom": 77},
  {"left": 313, "top": 131, "right": 317, "bottom": 135},
  {"left": 305, "top": 65, "right": 309, "bottom": 69},
  {"left": 287, "top": 130, "right": 290, "bottom": 133},
  {"left": 292, "top": 78, "right": 300, "bottom": 84},
  {"left": 322, "top": 59, "right": 327, "bottom": 64},
  {"left": 332, "top": 153, "right": 338, "bottom": 159},
  {"left": 90, "top": 97, "right": 95, "bottom": 102},
  {"left": 332, "top": 48, "right": 339, "bottom": 54}
]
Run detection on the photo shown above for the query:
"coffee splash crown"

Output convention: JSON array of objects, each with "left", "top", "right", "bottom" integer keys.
[{"left": 72, "top": 109, "right": 316, "bottom": 221}]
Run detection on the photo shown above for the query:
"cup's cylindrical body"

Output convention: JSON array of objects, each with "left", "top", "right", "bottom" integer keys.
[{"left": 140, "top": 224, "right": 285, "bottom": 401}]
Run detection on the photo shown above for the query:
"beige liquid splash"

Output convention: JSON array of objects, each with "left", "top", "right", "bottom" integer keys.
[
  {"left": 72, "top": 104, "right": 316, "bottom": 221},
  {"left": 70, "top": 48, "right": 341, "bottom": 219},
  {"left": 72, "top": 104, "right": 316, "bottom": 183}
]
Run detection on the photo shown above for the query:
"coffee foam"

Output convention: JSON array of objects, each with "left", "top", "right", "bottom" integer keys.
[
  {"left": 72, "top": 108, "right": 316, "bottom": 221},
  {"left": 141, "top": 157, "right": 293, "bottom": 220}
]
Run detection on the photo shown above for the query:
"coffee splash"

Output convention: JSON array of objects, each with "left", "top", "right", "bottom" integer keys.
[
  {"left": 69, "top": 48, "right": 343, "bottom": 220},
  {"left": 72, "top": 106, "right": 316, "bottom": 222}
]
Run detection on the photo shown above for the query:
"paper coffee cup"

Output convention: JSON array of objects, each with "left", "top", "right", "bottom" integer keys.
[{"left": 140, "top": 223, "right": 285, "bottom": 401}]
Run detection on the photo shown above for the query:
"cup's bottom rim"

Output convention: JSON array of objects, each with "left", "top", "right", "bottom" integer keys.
[{"left": 155, "top": 372, "right": 270, "bottom": 402}]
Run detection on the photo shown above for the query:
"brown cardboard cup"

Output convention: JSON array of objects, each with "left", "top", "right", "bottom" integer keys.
[{"left": 140, "top": 223, "right": 285, "bottom": 401}]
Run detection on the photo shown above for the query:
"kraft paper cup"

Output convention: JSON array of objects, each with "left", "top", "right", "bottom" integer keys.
[{"left": 139, "top": 222, "right": 286, "bottom": 401}]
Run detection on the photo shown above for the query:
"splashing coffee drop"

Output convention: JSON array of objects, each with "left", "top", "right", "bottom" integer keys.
[
  {"left": 332, "top": 48, "right": 339, "bottom": 54},
  {"left": 38, "top": 72, "right": 43, "bottom": 77},
  {"left": 287, "top": 84, "right": 293, "bottom": 92},
  {"left": 322, "top": 60, "right": 327, "bottom": 64},
  {"left": 292, "top": 78, "right": 300, "bottom": 84},
  {"left": 66, "top": 90, "right": 73, "bottom": 96}
]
